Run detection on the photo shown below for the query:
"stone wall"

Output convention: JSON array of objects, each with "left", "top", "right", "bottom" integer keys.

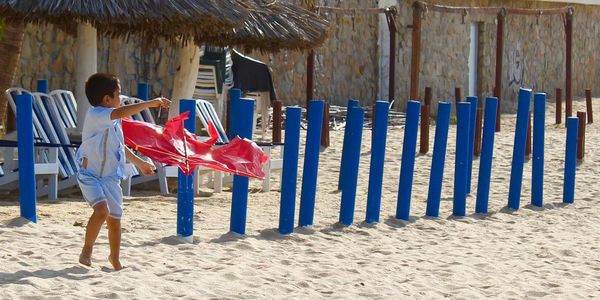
[{"left": 13, "top": 0, "right": 600, "bottom": 113}]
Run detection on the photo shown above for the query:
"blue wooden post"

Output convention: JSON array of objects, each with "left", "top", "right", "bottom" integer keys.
[
  {"left": 453, "top": 102, "right": 471, "bottom": 217},
  {"left": 508, "top": 88, "right": 532, "bottom": 210},
  {"left": 230, "top": 98, "right": 255, "bottom": 235},
  {"left": 338, "top": 99, "right": 361, "bottom": 191},
  {"left": 177, "top": 99, "right": 196, "bottom": 242},
  {"left": 137, "top": 82, "right": 149, "bottom": 101},
  {"left": 17, "top": 94, "right": 36, "bottom": 223},
  {"left": 298, "top": 100, "right": 324, "bottom": 227},
  {"left": 278, "top": 107, "right": 302, "bottom": 234},
  {"left": 531, "top": 93, "right": 546, "bottom": 207},
  {"left": 396, "top": 100, "right": 420, "bottom": 221},
  {"left": 365, "top": 101, "right": 390, "bottom": 223},
  {"left": 228, "top": 88, "right": 242, "bottom": 139},
  {"left": 466, "top": 96, "right": 478, "bottom": 194},
  {"left": 425, "top": 102, "right": 451, "bottom": 217},
  {"left": 37, "top": 79, "right": 48, "bottom": 93},
  {"left": 475, "top": 97, "right": 498, "bottom": 214},
  {"left": 339, "top": 106, "right": 364, "bottom": 226},
  {"left": 563, "top": 117, "right": 578, "bottom": 204}
]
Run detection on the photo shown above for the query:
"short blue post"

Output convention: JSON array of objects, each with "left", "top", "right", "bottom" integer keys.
[
  {"left": 37, "top": 79, "right": 48, "bottom": 93},
  {"left": 531, "top": 93, "right": 546, "bottom": 207},
  {"left": 475, "top": 97, "right": 498, "bottom": 214},
  {"left": 177, "top": 99, "right": 196, "bottom": 242},
  {"left": 278, "top": 107, "right": 302, "bottom": 234},
  {"left": 228, "top": 88, "right": 242, "bottom": 139},
  {"left": 339, "top": 106, "right": 364, "bottom": 226},
  {"left": 365, "top": 101, "right": 390, "bottom": 223},
  {"left": 508, "top": 88, "right": 532, "bottom": 210},
  {"left": 137, "top": 82, "right": 149, "bottom": 101},
  {"left": 298, "top": 100, "right": 324, "bottom": 227},
  {"left": 563, "top": 117, "right": 578, "bottom": 204},
  {"left": 17, "top": 94, "right": 36, "bottom": 223},
  {"left": 453, "top": 102, "right": 471, "bottom": 217},
  {"left": 466, "top": 96, "right": 478, "bottom": 194},
  {"left": 425, "top": 102, "right": 451, "bottom": 217},
  {"left": 338, "top": 99, "right": 361, "bottom": 191},
  {"left": 230, "top": 98, "right": 255, "bottom": 235},
  {"left": 396, "top": 100, "right": 421, "bottom": 221}
]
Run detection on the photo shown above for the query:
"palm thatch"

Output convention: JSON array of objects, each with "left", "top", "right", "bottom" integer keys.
[
  {"left": 0, "top": 0, "right": 249, "bottom": 44},
  {"left": 197, "top": 0, "right": 330, "bottom": 52}
]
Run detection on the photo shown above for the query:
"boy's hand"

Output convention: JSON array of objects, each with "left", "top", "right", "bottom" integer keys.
[
  {"left": 150, "top": 97, "right": 171, "bottom": 109},
  {"left": 137, "top": 161, "right": 156, "bottom": 176}
]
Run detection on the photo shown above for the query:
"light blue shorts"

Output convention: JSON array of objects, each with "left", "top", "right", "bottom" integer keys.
[{"left": 77, "top": 170, "right": 123, "bottom": 220}]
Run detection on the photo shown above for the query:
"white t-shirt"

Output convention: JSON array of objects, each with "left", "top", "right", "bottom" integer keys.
[{"left": 75, "top": 106, "right": 126, "bottom": 179}]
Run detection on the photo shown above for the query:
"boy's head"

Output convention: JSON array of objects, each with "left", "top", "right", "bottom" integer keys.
[{"left": 85, "top": 73, "right": 121, "bottom": 108}]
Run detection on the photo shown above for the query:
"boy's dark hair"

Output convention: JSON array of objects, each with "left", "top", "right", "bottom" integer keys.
[{"left": 85, "top": 73, "right": 119, "bottom": 106}]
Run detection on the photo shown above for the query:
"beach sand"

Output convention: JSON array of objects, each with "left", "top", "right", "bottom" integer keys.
[{"left": 1, "top": 98, "right": 599, "bottom": 299}]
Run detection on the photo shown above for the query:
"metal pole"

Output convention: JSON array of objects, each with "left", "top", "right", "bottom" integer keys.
[
  {"left": 585, "top": 89, "right": 594, "bottom": 124},
  {"left": 306, "top": 50, "right": 315, "bottom": 109},
  {"left": 409, "top": 2, "right": 423, "bottom": 102},
  {"left": 556, "top": 88, "right": 562, "bottom": 124},
  {"left": 386, "top": 8, "right": 398, "bottom": 104},
  {"left": 177, "top": 99, "right": 196, "bottom": 242},
  {"left": 494, "top": 10, "right": 506, "bottom": 132},
  {"left": 565, "top": 9, "right": 574, "bottom": 119}
]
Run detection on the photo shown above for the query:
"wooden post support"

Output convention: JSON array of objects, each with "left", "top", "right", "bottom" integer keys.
[
  {"left": 494, "top": 10, "right": 506, "bottom": 132},
  {"left": 455, "top": 87, "right": 462, "bottom": 106},
  {"left": 419, "top": 87, "right": 432, "bottom": 154},
  {"left": 474, "top": 107, "right": 483, "bottom": 156},
  {"left": 565, "top": 9, "right": 574, "bottom": 119},
  {"left": 585, "top": 89, "right": 594, "bottom": 124},
  {"left": 556, "top": 88, "right": 562, "bottom": 125},
  {"left": 321, "top": 102, "right": 330, "bottom": 148},
  {"left": 409, "top": 2, "right": 423, "bottom": 102},
  {"left": 577, "top": 111, "right": 586, "bottom": 161},
  {"left": 272, "top": 100, "right": 282, "bottom": 144},
  {"left": 386, "top": 8, "right": 398, "bottom": 104}
]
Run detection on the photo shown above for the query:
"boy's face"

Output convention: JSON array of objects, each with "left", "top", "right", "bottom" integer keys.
[{"left": 102, "top": 83, "right": 121, "bottom": 109}]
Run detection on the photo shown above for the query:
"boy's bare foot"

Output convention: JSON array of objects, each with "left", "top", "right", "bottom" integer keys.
[
  {"left": 79, "top": 249, "right": 92, "bottom": 267},
  {"left": 108, "top": 254, "right": 123, "bottom": 271}
]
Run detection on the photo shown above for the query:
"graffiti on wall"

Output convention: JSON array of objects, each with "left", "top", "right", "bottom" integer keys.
[{"left": 507, "top": 48, "right": 525, "bottom": 87}]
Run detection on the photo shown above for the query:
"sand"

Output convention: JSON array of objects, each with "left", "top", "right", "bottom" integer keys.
[{"left": 1, "top": 98, "right": 599, "bottom": 299}]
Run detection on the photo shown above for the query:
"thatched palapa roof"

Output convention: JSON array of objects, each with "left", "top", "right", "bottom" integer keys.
[
  {"left": 0, "top": 0, "right": 249, "bottom": 44},
  {"left": 198, "top": 0, "right": 330, "bottom": 52}
]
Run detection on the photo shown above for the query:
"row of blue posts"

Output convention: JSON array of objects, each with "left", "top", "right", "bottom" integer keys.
[{"left": 16, "top": 83, "right": 580, "bottom": 239}]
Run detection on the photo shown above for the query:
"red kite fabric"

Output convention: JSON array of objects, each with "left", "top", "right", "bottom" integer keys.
[{"left": 122, "top": 112, "right": 267, "bottom": 179}]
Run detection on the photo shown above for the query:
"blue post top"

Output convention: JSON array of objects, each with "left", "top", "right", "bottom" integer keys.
[
  {"left": 180, "top": 99, "right": 196, "bottom": 132},
  {"left": 534, "top": 93, "right": 547, "bottom": 102},
  {"left": 466, "top": 96, "right": 478, "bottom": 104},
  {"left": 230, "top": 88, "right": 242, "bottom": 101},
  {"left": 37, "top": 79, "right": 48, "bottom": 93},
  {"left": 519, "top": 88, "right": 533, "bottom": 104},
  {"left": 348, "top": 99, "right": 360, "bottom": 108},
  {"left": 137, "top": 82, "right": 149, "bottom": 101}
]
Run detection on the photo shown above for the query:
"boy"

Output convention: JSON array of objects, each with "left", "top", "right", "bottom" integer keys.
[{"left": 76, "top": 73, "right": 169, "bottom": 270}]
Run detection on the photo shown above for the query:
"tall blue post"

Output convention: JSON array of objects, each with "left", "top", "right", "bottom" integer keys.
[
  {"left": 298, "top": 100, "right": 324, "bottom": 227},
  {"left": 365, "top": 101, "right": 390, "bottom": 223},
  {"left": 563, "top": 117, "right": 578, "bottom": 204},
  {"left": 228, "top": 88, "right": 242, "bottom": 139},
  {"left": 453, "top": 102, "right": 471, "bottom": 217},
  {"left": 425, "top": 102, "right": 451, "bottom": 217},
  {"left": 475, "top": 97, "right": 498, "bottom": 214},
  {"left": 508, "top": 88, "right": 532, "bottom": 210},
  {"left": 278, "top": 107, "right": 302, "bottom": 234},
  {"left": 177, "top": 99, "right": 196, "bottom": 242},
  {"left": 230, "top": 98, "right": 255, "bottom": 235},
  {"left": 137, "top": 82, "right": 149, "bottom": 101},
  {"left": 17, "top": 94, "right": 36, "bottom": 223},
  {"left": 466, "top": 96, "right": 478, "bottom": 194},
  {"left": 37, "top": 79, "right": 48, "bottom": 93},
  {"left": 338, "top": 99, "right": 361, "bottom": 191},
  {"left": 339, "top": 106, "right": 364, "bottom": 226},
  {"left": 531, "top": 93, "right": 546, "bottom": 207},
  {"left": 396, "top": 100, "right": 420, "bottom": 221}
]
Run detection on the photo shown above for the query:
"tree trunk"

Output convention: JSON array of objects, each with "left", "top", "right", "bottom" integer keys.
[
  {"left": 169, "top": 43, "right": 201, "bottom": 119},
  {"left": 0, "top": 20, "right": 25, "bottom": 134}
]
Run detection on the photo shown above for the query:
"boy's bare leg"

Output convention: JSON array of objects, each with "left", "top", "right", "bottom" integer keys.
[
  {"left": 79, "top": 202, "right": 109, "bottom": 266},
  {"left": 107, "top": 216, "right": 123, "bottom": 270}
]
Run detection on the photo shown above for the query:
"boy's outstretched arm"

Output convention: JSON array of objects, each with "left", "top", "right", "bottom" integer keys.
[
  {"left": 125, "top": 147, "right": 156, "bottom": 176},
  {"left": 111, "top": 97, "right": 170, "bottom": 120}
]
